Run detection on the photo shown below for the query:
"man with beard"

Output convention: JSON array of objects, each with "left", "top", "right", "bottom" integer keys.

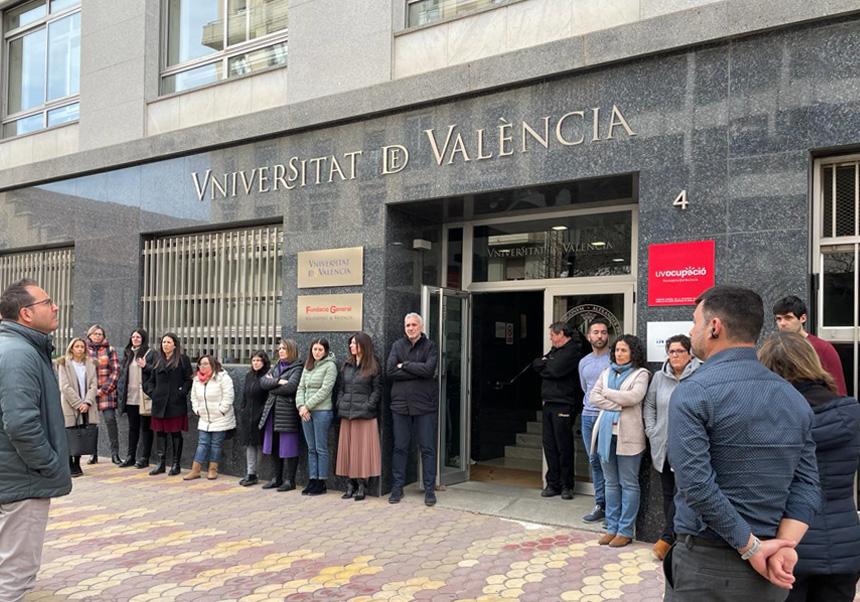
[{"left": 578, "top": 317, "right": 611, "bottom": 523}]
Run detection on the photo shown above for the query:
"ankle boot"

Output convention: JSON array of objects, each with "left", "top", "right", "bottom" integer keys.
[
  {"left": 301, "top": 479, "right": 316, "bottom": 495},
  {"left": 308, "top": 479, "right": 326, "bottom": 496},
  {"left": 283, "top": 456, "right": 298, "bottom": 490},
  {"left": 87, "top": 454, "right": 98, "bottom": 465},
  {"left": 119, "top": 454, "right": 136, "bottom": 468},
  {"left": 149, "top": 435, "right": 166, "bottom": 475},
  {"left": 183, "top": 461, "right": 203, "bottom": 480},
  {"left": 207, "top": 462, "right": 218, "bottom": 480},
  {"left": 168, "top": 436, "right": 183, "bottom": 476},
  {"left": 342, "top": 479, "right": 356, "bottom": 499},
  {"left": 354, "top": 479, "right": 367, "bottom": 501}
]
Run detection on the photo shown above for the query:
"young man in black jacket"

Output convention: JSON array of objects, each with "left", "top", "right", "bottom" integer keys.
[{"left": 532, "top": 321, "right": 583, "bottom": 500}]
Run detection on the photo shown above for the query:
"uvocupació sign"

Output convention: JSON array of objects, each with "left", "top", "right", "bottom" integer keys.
[
  {"left": 298, "top": 247, "right": 363, "bottom": 288},
  {"left": 297, "top": 293, "right": 363, "bottom": 332}
]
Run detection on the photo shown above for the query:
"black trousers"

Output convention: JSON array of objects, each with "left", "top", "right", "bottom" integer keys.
[
  {"left": 785, "top": 572, "right": 860, "bottom": 602},
  {"left": 126, "top": 405, "right": 153, "bottom": 461},
  {"left": 542, "top": 402, "right": 577, "bottom": 490},
  {"left": 659, "top": 459, "right": 676, "bottom": 543}
]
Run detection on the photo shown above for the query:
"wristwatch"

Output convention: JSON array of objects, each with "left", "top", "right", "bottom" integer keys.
[{"left": 740, "top": 536, "right": 761, "bottom": 560}]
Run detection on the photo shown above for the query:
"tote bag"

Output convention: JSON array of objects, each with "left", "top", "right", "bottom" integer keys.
[
  {"left": 66, "top": 411, "right": 98, "bottom": 457},
  {"left": 138, "top": 380, "right": 153, "bottom": 416}
]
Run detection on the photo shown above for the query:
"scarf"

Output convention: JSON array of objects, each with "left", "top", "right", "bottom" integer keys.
[
  {"left": 279, "top": 359, "right": 290, "bottom": 372},
  {"left": 596, "top": 362, "right": 635, "bottom": 462},
  {"left": 197, "top": 370, "right": 212, "bottom": 384}
]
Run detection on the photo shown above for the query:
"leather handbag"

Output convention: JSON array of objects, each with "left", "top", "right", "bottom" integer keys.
[
  {"left": 138, "top": 379, "right": 152, "bottom": 416},
  {"left": 66, "top": 411, "right": 98, "bottom": 457}
]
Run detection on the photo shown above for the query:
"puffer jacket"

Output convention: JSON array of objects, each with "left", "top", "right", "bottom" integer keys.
[
  {"left": 296, "top": 353, "right": 337, "bottom": 411},
  {"left": 56, "top": 356, "right": 99, "bottom": 428},
  {"left": 259, "top": 362, "right": 303, "bottom": 433},
  {"left": 0, "top": 320, "right": 72, "bottom": 503},
  {"left": 643, "top": 356, "right": 702, "bottom": 471},
  {"left": 387, "top": 334, "right": 438, "bottom": 416},
  {"left": 793, "top": 381, "right": 860, "bottom": 575},
  {"left": 191, "top": 371, "right": 236, "bottom": 432},
  {"left": 337, "top": 360, "right": 382, "bottom": 420}
]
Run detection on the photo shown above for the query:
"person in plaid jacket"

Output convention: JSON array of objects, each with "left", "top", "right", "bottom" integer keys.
[{"left": 86, "top": 324, "right": 121, "bottom": 465}]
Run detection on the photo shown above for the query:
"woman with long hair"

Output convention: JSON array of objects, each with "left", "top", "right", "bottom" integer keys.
[
  {"left": 335, "top": 332, "right": 382, "bottom": 501},
  {"left": 186, "top": 355, "right": 235, "bottom": 480},
  {"left": 259, "top": 340, "right": 303, "bottom": 490},
  {"left": 116, "top": 328, "right": 157, "bottom": 468},
  {"left": 759, "top": 331, "right": 860, "bottom": 602},
  {"left": 238, "top": 350, "right": 271, "bottom": 486},
  {"left": 57, "top": 337, "right": 98, "bottom": 477},
  {"left": 85, "top": 324, "right": 121, "bottom": 465},
  {"left": 142, "top": 332, "right": 193, "bottom": 476},
  {"left": 589, "top": 334, "right": 650, "bottom": 548},
  {"left": 296, "top": 337, "right": 337, "bottom": 496}
]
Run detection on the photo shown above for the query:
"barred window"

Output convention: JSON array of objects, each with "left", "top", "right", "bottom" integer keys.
[
  {"left": 0, "top": 246, "right": 74, "bottom": 354},
  {"left": 141, "top": 224, "right": 283, "bottom": 363}
]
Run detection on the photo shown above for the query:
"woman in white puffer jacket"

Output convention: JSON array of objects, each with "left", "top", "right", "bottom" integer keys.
[{"left": 185, "top": 355, "right": 235, "bottom": 481}]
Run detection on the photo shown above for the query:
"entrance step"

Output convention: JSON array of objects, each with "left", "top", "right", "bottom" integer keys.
[
  {"left": 505, "top": 444, "right": 542, "bottom": 460},
  {"left": 526, "top": 421, "right": 542, "bottom": 435},
  {"left": 480, "top": 456, "right": 543, "bottom": 472},
  {"left": 515, "top": 432, "right": 541, "bottom": 447}
]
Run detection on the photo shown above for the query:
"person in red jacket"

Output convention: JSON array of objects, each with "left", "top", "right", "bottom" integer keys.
[{"left": 772, "top": 296, "right": 847, "bottom": 396}]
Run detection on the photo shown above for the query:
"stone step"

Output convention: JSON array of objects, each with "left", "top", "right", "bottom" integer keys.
[
  {"left": 515, "top": 432, "right": 542, "bottom": 448},
  {"left": 526, "top": 421, "right": 542, "bottom": 435},
  {"left": 505, "top": 445, "right": 543, "bottom": 460},
  {"left": 478, "top": 456, "right": 543, "bottom": 472}
]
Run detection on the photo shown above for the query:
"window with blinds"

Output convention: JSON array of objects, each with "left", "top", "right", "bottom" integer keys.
[
  {"left": 141, "top": 224, "right": 283, "bottom": 364},
  {"left": 0, "top": 246, "right": 74, "bottom": 354}
]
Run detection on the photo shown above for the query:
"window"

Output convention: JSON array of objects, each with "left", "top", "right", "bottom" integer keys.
[
  {"left": 0, "top": 246, "right": 74, "bottom": 355},
  {"left": 3, "top": 0, "right": 80, "bottom": 138},
  {"left": 162, "top": 0, "right": 288, "bottom": 95},
  {"left": 407, "top": 0, "right": 505, "bottom": 27},
  {"left": 141, "top": 224, "right": 283, "bottom": 363}
]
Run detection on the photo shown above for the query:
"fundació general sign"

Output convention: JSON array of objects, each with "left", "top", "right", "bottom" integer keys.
[{"left": 297, "top": 293, "right": 363, "bottom": 332}]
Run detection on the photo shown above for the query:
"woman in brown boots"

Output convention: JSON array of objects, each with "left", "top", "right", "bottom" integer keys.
[{"left": 186, "top": 355, "right": 235, "bottom": 480}]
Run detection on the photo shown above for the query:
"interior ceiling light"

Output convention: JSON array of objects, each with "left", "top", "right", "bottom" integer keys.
[{"left": 551, "top": 225, "right": 568, "bottom": 231}]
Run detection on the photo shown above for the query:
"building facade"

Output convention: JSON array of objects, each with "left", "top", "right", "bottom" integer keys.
[{"left": 1, "top": 0, "right": 860, "bottom": 541}]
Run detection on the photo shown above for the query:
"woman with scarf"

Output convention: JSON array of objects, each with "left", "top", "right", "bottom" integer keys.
[
  {"left": 86, "top": 324, "right": 121, "bottom": 465},
  {"left": 589, "top": 334, "right": 650, "bottom": 548},
  {"left": 237, "top": 350, "right": 271, "bottom": 486},
  {"left": 258, "top": 339, "right": 303, "bottom": 491},
  {"left": 57, "top": 337, "right": 98, "bottom": 477},
  {"left": 185, "top": 355, "right": 235, "bottom": 480},
  {"left": 117, "top": 328, "right": 158, "bottom": 468}
]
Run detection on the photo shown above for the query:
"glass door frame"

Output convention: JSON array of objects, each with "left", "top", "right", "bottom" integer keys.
[{"left": 421, "top": 285, "right": 471, "bottom": 486}]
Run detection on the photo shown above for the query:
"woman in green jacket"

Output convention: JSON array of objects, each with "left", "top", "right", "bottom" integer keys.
[{"left": 296, "top": 337, "right": 337, "bottom": 496}]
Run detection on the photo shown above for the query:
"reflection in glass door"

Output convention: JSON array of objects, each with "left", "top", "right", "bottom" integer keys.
[
  {"left": 543, "top": 284, "right": 634, "bottom": 495},
  {"left": 423, "top": 286, "right": 471, "bottom": 486}
]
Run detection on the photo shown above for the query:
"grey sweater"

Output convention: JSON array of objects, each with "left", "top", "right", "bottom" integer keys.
[{"left": 643, "top": 356, "right": 702, "bottom": 471}]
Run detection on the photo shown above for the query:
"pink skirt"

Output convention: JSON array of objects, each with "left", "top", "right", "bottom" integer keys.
[
  {"left": 150, "top": 415, "right": 188, "bottom": 433},
  {"left": 336, "top": 418, "right": 381, "bottom": 479}
]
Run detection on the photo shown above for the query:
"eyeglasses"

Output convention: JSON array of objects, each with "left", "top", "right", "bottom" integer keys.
[
  {"left": 198, "top": 361, "right": 210, "bottom": 367},
  {"left": 23, "top": 298, "right": 53, "bottom": 309},
  {"left": 667, "top": 349, "right": 689, "bottom": 356}
]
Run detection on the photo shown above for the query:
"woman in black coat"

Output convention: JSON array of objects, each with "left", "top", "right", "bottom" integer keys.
[
  {"left": 142, "top": 332, "right": 193, "bottom": 477},
  {"left": 238, "top": 350, "right": 271, "bottom": 486},
  {"left": 335, "top": 332, "right": 382, "bottom": 501},
  {"left": 258, "top": 339, "right": 303, "bottom": 491},
  {"left": 759, "top": 331, "right": 860, "bottom": 602},
  {"left": 117, "top": 328, "right": 158, "bottom": 468}
]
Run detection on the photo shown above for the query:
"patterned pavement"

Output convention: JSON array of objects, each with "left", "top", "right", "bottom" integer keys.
[{"left": 27, "top": 464, "right": 665, "bottom": 601}]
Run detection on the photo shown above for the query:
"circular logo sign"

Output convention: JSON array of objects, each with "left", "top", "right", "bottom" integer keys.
[{"left": 560, "top": 304, "right": 623, "bottom": 340}]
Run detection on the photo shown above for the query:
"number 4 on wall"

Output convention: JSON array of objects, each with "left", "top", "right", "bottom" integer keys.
[{"left": 673, "top": 190, "right": 689, "bottom": 210}]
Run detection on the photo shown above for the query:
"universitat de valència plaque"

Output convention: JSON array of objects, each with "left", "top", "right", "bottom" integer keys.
[{"left": 297, "top": 247, "right": 363, "bottom": 288}]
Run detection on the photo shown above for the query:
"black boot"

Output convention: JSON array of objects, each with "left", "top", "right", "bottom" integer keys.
[
  {"left": 342, "top": 479, "right": 356, "bottom": 499},
  {"left": 111, "top": 452, "right": 122, "bottom": 465},
  {"left": 308, "top": 479, "right": 326, "bottom": 496},
  {"left": 70, "top": 456, "right": 82, "bottom": 477},
  {"left": 87, "top": 454, "right": 98, "bottom": 465},
  {"left": 301, "top": 479, "right": 316, "bottom": 495},
  {"left": 278, "top": 456, "right": 297, "bottom": 491},
  {"left": 168, "top": 435, "right": 183, "bottom": 476},
  {"left": 136, "top": 429, "right": 153, "bottom": 468},
  {"left": 149, "top": 434, "right": 166, "bottom": 475},
  {"left": 119, "top": 454, "right": 135, "bottom": 468},
  {"left": 354, "top": 479, "right": 367, "bottom": 501},
  {"left": 263, "top": 456, "right": 284, "bottom": 489}
]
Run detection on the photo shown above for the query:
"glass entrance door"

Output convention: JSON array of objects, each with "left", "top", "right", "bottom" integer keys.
[
  {"left": 543, "top": 283, "right": 635, "bottom": 494},
  {"left": 422, "top": 286, "right": 471, "bottom": 486}
]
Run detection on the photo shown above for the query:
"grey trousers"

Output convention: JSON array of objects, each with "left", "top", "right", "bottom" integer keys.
[
  {"left": 246, "top": 445, "right": 264, "bottom": 475},
  {"left": 0, "top": 498, "right": 51, "bottom": 602},
  {"left": 664, "top": 539, "right": 789, "bottom": 602},
  {"left": 100, "top": 407, "right": 119, "bottom": 455}
]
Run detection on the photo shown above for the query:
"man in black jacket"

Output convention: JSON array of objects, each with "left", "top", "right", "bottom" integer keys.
[
  {"left": 532, "top": 321, "right": 582, "bottom": 500},
  {"left": 387, "top": 312, "right": 439, "bottom": 506}
]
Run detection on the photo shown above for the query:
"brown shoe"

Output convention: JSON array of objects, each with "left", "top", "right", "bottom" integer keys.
[
  {"left": 652, "top": 539, "right": 671, "bottom": 560},
  {"left": 608, "top": 536, "right": 632, "bottom": 548},
  {"left": 207, "top": 462, "right": 218, "bottom": 480},
  {"left": 598, "top": 533, "right": 616, "bottom": 546},
  {"left": 183, "top": 461, "right": 202, "bottom": 480}
]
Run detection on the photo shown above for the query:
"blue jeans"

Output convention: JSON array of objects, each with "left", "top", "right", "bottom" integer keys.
[
  {"left": 391, "top": 411, "right": 437, "bottom": 491},
  {"left": 600, "top": 436, "right": 642, "bottom": 538},
  {"left": 194, "top": 430, "right": 227, "bottom": 463},
  {"left": 301, "top": 410, "right": 333, "bottom": 479},
  {"left": 581, "top": 414, "right": 605, "bottom": 508}
]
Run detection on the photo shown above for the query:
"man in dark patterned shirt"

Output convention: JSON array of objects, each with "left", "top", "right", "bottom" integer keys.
[{"left": 665, "top": 285, "right": 821, "bottom": 601}]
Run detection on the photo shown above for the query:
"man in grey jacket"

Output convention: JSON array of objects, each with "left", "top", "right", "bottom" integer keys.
[{"left": 0, "top": 279, "right": 71, "bottom": 601}]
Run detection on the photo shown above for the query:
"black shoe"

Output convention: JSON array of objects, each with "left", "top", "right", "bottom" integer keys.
[
  {"left": 301, "top": 479, "right": 316, "bottom": 495},
  {"left": 424, "top": 490, "right": 437, "bottom": 506},
  {"left": 308, "top": 480, "right": 326, "bottom": 496},
  {"left": 119, "top": 455, "right": 136, "bottom": 468},
  {"left": 388, "top": 487, "right": 403, "bottom": 504},
  {"left": 277, "top": 480, "right": 295, "bottom": 492},
  {"left": 87, "top": 455, "right": 98, "bottom": 465},
  {"left": 168, "top": 462, "right": 181, "bottom": 476},
  {"left": 342, "top": 479, "right": 356, "bottom": 499},
  {"left": 261, "top": 478, "right": 283, "bottom": 490},
  {"left": 149, "top": 458, "right": 166, "bottom": 475},
  {"left": 541, "top": 486, "right": 562, "bottom": 498},
  {"left": 239, "top": 474, "right": 259, "bottom": 487},
  {"left": 354, "top": 479, "right": 367, "bottom": 501},
  {"left": 70, "top": 458, "right": 83, "bottom": 477},
  {"left": 561, "top": 488, "right": 574, "bottom": 500},
  {"left": 134, "top": 459, "right": 150, "bottom": 469},
  {"left": 111, "top": 453, "right": 123, "bottom": 465}
]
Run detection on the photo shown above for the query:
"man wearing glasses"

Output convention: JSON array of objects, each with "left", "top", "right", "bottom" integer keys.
[{"left": 0, "top": 279, "right": 71, "bottom": 601}]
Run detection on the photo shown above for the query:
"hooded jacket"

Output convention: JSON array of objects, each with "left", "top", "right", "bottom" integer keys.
[
  {"left": 337, "top": 359, "right": 382, "bottom": 420},
  {"left": 387, "top": 334, "right": 438, "bottom": 416},
  {"left": 643, "top": 356, "right": 702, "bottom": 470},
  {"left": 0, "top": 320, "right": 72, "bottom": 503},
  {"left": 191, "top": 371, "right": 236, "bottom": 432},
  {"left": 296, "top": 352, "right": 337, "bottom": 412}
]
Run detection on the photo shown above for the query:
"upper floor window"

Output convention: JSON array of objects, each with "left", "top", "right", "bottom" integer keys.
[
  {"left": 162, "top": 0, "right": 288, "bottom": 95},
  {"left": 3, "top": 0, "right": 80, "bottom": 138},
  {"left": 407, "top": 0, "right": 505, "bottom": 28}
]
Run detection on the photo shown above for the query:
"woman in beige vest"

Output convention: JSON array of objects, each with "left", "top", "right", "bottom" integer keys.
[{"left": 56, "top": 337, "right": 98, "bottom": 477}]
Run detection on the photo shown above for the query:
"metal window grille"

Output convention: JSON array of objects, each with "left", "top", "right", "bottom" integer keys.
[
  {"left": 821, "top": 161, "right": 859, "bottom": 240},
  {"left": 141, "top": 224, "right": 283, "bottom": 363},
  {"left": 0, "top": 247, "right": 74, "bottom": 354}
]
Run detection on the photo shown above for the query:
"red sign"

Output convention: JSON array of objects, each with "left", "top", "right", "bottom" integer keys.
[{"left": 648, "top": 241, "right": 715, "bottom": 306}]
